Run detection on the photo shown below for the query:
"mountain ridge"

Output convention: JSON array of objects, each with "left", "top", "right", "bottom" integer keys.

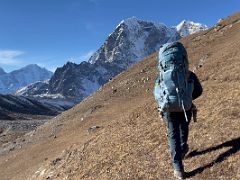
[
  {"left": 0, "top": 64, "right": 53, "bottom": 94},
  {"left": 176, "top": 20, "right": 208, "bottom": 37},
  {"left": 18, "top": 18, "right": 207, "bottom": 106}
]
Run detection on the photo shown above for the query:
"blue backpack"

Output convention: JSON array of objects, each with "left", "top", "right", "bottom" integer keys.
[{"left": 154, "top": 42, "right": 193, "bottom": 119}]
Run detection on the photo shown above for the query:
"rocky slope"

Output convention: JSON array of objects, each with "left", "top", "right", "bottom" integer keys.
[
  {"left": 18, "top": 18, "right": 207, "bottom": 104},
  {"left": 0, "top": 64, "right": 53, "bottom": 94},
  {"left": 0, "top": 93, "right": 65, "bottom": 152},
  {"left": 0, "top": 12, "right": 239, "bottom": 180}
]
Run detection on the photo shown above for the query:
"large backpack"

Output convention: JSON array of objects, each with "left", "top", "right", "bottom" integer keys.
[{"left": 154, "top": 42, "right": 193, "bottom": 119}]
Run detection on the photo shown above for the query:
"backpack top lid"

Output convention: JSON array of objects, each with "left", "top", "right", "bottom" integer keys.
[{"left": 159, "top": 41, "right": 189, "bottom": 69}]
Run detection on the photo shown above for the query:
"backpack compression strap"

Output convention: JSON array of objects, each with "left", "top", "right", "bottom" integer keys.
[{"left": 176, "top": 69, "right": 189, "bottom": 122}]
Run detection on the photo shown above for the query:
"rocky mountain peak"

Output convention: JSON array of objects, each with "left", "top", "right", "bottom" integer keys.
[
  {"left": 176, "top": 20, "right": 208, "bottom": 37},
  {"left": 118, "top": 16, "right": 139, "bottom": 27},
  {"left": 88, "top": 17, "right": 180, "bottom": 66},
  {"left": 54, "top": 62, "right": 78, "bottom": 75},
  {"left": 18, "top": 17, "right": 207, "bottom": 106},
  {"left": 118, "top": 17, "right": 167, "bottom": 31},
  {"left": 25, "top": 64, "right": 42, "bottom": 68}
]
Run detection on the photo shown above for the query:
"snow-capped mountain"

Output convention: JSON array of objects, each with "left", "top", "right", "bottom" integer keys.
[
  {"left": 176, "top": 20, "right": 208, "bottom": 37},
  {"left": 0, "top": 64, "right": 53, "bottom": 94},
  {"left": 16, "top": 61, "right": 116, "bottom": 104},
  {"left": 17, "top": 18, "right": 207, "bottom": 106},
  {"left": 89, "top": 17, "right": 180, "bottom": 67}
]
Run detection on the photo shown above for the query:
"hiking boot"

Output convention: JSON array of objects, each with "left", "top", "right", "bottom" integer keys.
[
  {"left": 181, "top": 146, "right": 189, "bottom": 159},
  {"left": 174, "top": 169, "right": 185, "bottom": 179}
]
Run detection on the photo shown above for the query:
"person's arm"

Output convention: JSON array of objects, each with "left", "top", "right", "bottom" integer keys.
[{"left": 190, "top": 72, "right": 203, "bottom": 100}]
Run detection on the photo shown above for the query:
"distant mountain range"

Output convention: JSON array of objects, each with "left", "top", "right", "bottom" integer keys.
[
  {"left": 16, "top": 18, "right": 208, "bottom": 106},
  {"left": 0, "top": 67, "right": 6, "bottom": 76},
  {"left": 0, "top": 64, "right": 53, "bottom": 94}
]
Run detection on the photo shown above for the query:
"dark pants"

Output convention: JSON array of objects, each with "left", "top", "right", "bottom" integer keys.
[{"left": 162, "top": 111, "right": 192, "bottom": 171}]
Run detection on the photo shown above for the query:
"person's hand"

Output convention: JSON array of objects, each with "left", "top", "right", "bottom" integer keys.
[{"left": 157, "top": 107, "right": 164, "bottom": 121}]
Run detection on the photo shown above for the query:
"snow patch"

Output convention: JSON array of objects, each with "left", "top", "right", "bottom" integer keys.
[{"left": 176, "top": 20, "right": 208, "bottom": 37}]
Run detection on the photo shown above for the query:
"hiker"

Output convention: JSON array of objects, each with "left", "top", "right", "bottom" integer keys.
[{"left": 154, "top": 42, "right": 203, "bottom": 179}]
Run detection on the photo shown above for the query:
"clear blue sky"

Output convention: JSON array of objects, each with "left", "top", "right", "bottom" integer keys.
[{"left": 0, "top": 0, "right": 239, "bottom": 72}]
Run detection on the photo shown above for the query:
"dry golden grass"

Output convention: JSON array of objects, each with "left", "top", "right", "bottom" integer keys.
[{"left": 0, "top": 12, "right": 239, "bottom": 180}]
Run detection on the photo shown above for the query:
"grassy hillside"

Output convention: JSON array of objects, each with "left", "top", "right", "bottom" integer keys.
[{"left": 0, "top": 12, "right": 239, "bottom": 180}]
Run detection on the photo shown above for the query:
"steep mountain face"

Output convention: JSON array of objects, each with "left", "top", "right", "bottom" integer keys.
[
  {"left": 89, "top": 17, "right": 180, "bottom": 66},
  {"left": 176, "top": 20, "right": 208, "bottom": 37},
  {"left": 0, "top": 67, "right": 6, "bottom": 76},
  {"left": 18, "top": 18, "right": 206, "bottom": 105},
  {"left": 0, "top": 64, "right": 53, "bottom": 94},
  {"left": 17, "top": 61, "right": 123, "bottom": 103}
]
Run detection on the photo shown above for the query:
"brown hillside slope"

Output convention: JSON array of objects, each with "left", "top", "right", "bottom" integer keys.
[{"left": 0, "top": 12, "right": 239, "bottom": 180}]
